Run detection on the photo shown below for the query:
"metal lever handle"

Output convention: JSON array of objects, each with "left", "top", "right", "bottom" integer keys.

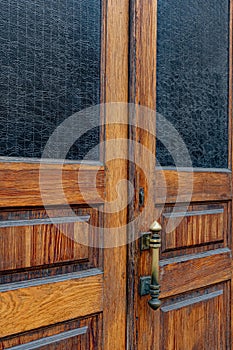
[{"left": 148, "top": 221, "right": 162, "bottom": 310}]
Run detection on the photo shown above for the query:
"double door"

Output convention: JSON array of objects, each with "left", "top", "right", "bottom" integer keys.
[{"left": 0, "top": 1, "right": 232, "bottom": 349}]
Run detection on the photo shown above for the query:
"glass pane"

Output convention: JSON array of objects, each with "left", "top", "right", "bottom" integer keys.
[
  {"left": 0, "top": 0, "right": 101, "bottom": 160},
  {"left": 156, "top": 0, "right": 229, "bottom": 168}
]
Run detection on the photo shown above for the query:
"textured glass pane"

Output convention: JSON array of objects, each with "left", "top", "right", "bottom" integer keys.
[
  {"left": 156, "top": 0, "right": 229, "bottom": 168},
  {"left": 0, "top": 0, "right": 101, "bottom": 160}
]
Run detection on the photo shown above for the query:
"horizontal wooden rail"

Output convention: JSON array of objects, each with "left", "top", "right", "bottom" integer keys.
[
  {"left": 0, "top": 162, "right": 105, "bottom": 207},
  {"left": 155, "top": 169, "right": 232, "bottom": 203}
]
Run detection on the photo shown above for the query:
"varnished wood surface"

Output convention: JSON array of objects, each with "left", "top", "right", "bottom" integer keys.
[
  {"left": 155, "top": 169, "right": 232, "bottom": 204},
  {"left": 5, "top": 328, "right": 88, "bottom": 350},
  {"left": 0, "top": 206, "right": 101, "bottom": 273},
  {"left": 161, "top": 203, "right": 227, "bottom": 252},
  {"left": 160, "top": 248, "right": 231, "bottom": 298},
  {"left": 0, "top": 0, "right": 130, "bottom": 348},
  {"left": 161, "top": 283, "right": 230, "bottom": 350},
  {"left": 1, "top": 315, "right": 102, "bottom": 350},
  {"left": 0, "top": 271, "right": 103, "bottom": 338},
  {"left": 0, "top": 162, "right": 105, "bottom": 207},
  {"left": 127, "top": 0, "right": 233, "bottom": 349},
  {"left": 103, "top": 0, "right": 129, "bottom": 349},
  {"left": 0, "top": 220, "right": 89, "bottom": 271},
  {"left": 128, "top": 0, "right": 158, "bottom": 348}
]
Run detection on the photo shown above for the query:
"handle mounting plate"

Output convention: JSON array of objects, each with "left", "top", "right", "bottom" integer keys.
[{"left": 139, "top": 276, "right": 151, "bottom": 296}]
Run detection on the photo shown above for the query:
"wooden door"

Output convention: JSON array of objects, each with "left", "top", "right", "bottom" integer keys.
[
  {"left": 128, "top": 0, "right": 233, "bottom": 349},
  {"left": 0, "top": 1, "right": 128, "bottom": 349}
]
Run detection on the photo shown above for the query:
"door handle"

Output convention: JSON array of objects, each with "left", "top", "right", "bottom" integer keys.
[{"left": 148, "top": 221, "right": 162, "bottom": 310}]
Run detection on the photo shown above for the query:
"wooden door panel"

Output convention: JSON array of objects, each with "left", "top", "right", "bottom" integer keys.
[
  {"left": 161, "top": 283, "right": 230, "bottom": 350},
  {"left": 0, "top": 315, "right": 102, "bottom": 350},
  {"left": 0, "top": 207, "right": 101, "bottom": 271},
  {"left": 0, "top": 270, "right": 103, "bottom": 338},
  {"left": 159, "top": 202, "right": 229, "bottom": 257},
  {"left": 160, "top": 248, "right": 231, "bottom": 299},
  {"left": 0, "top": 204, "right": 104, "bottom": 344},
  {"left": 161, "top": 203, "right": 227, "bottom": 253}
]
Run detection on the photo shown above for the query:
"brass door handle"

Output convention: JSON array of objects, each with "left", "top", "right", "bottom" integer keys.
[{"left": 148, "top": 221, "right": 162, "bottom": 310}]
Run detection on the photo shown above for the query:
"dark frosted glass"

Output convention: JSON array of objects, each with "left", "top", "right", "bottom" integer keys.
[
  {"left": 156, "top": 0, "right": 229, "bottom": 168},
  {"left": 0, "top": 0, "right": 101, "bottom": 160}
]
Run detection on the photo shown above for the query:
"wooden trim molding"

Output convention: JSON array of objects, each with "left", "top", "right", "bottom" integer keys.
[
  {"left": 161, "top": 290, "right": 223, "bottom": 312},
  {"left": 7, "top": 328, "right": 88, "bottom": 350},
  {"left": 0, "top": 215, "right": 90, "bottom": 228},
  {"left": 0, "top": 268, "right": 103, "bottom": 292}
]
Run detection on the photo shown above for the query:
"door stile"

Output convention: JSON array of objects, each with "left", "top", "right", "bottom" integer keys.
[
  {"left": 103, "top": 0, "right": 129, "bottom": 349},
  {"left": 128, "top": 1, "right": 158, "bottom": 349}
]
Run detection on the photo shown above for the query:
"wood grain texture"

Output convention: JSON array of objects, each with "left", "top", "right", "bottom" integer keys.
[
  {"left": 161, "top": 203, "right": 227, "bottom": 252},
  {"left": 0, "top": 315, "right": 102, "bottom": 350},
  {"left": 0, "top": 0, "right": 129, "bottom": 347},
  {"left": 4, "top": 328, "right": 88, "bottom": 350},
  {"left": 155, "top": 169, "right": 231, "bottom": 204},
  {"left": 160, "top": 249, "right": 231, "bottom": 299},
  {"left": 103, "top": 0, "right": 129, "bottom": 349},
  {"left": 127, "top": 0, "right": 233, "bottom": 349},
  {"left": 0, "top": 220, "right": 89, "bottom": 271},
  {"left": 128, "top": 0, "right": 158, "bottom": 349},
  {"left": 0, "top": 271, "right": 103, "bottom": 338},
  {"left": 0, "top": 162, "right": 104, "bottom": 207},
  {"left": 161, "top": 284, "right": 230, "bottom": 350},
  {"left": 0, "top": 207, "right": 103, "bottom": 273}
]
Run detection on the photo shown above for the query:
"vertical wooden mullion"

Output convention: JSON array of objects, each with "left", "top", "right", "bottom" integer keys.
[{"left": 128, "top": 1, "right": 158, "bottom": 349}]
